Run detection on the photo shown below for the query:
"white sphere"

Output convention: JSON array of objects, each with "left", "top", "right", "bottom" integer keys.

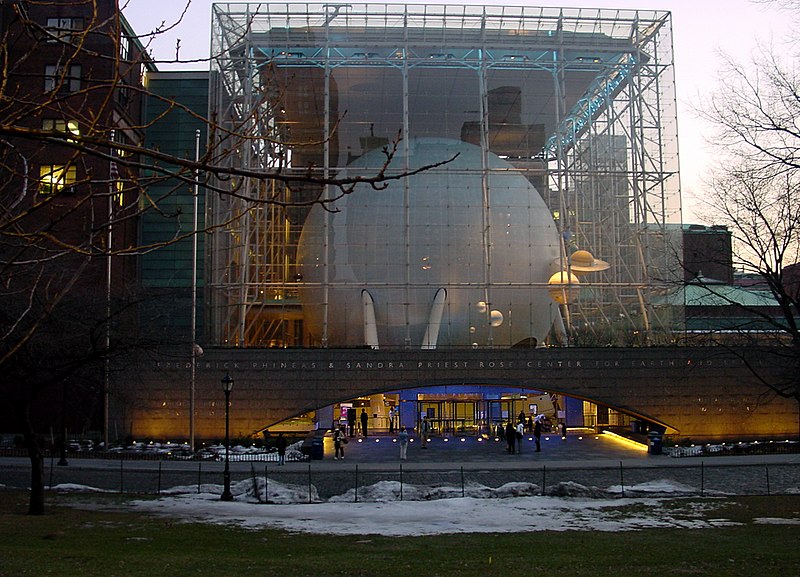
[{"left": 298, "top": 138, "right": 561, "bottom": 347}]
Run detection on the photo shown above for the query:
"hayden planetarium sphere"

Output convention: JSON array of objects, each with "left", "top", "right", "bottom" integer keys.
[{"left": 298, "top": 138, "right": 562, "bottom": 348}]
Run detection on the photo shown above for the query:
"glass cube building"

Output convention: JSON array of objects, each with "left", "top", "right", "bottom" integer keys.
[{"left": 208, "top": 3, "right": 682, "bottom": 349}]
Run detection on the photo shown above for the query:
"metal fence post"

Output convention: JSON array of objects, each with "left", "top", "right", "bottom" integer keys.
[
  {"left": 355, "top": 464, "right": 359, "bottom": 503},
  {"left": 264, "top": 463, "right": 269, "bottom": 503},
  {"left": 541, "top": 465, "right": 546, "bottom": 495},
  {"left": 619, "top": 461, "right": 625, "bottom": 498},
  {"left": 461, "top": 466, "right": 465, "bottom": 497},
  {"left": 399, "top": 464, "right": 403, "bottom": 501},
  {"left": 700, "top": 461, "right": 704, "bottom": 497}
]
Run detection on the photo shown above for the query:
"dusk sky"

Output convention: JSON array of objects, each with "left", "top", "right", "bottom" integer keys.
[{"left": 122, "top": 0, "right": 796, "bottom": 224}]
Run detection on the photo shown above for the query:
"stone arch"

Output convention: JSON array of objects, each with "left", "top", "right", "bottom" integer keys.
[{"left": 122, "top": 346, "right": 797, "bottom": 443}]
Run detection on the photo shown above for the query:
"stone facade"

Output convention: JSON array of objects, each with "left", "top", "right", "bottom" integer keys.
[{"left": 114, "top": 346, "right": 798, "bottom": 444}]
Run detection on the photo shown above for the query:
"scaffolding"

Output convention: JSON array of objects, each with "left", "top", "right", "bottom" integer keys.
[{"left": 208, "top": 3, "right": 682, "bottom": 348}]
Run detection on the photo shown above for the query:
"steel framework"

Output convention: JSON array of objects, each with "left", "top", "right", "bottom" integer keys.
[{"left": 208, "top": 3, "right": 682, "bottom": 348}]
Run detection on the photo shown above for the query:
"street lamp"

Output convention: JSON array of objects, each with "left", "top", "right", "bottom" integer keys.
[{"left": 220, "top": 372, "right": 234, "bottom": 501}]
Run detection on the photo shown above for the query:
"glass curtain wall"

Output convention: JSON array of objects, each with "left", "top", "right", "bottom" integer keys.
[{"left": 208, "top": 3, "right": 682, "bottom": 349}]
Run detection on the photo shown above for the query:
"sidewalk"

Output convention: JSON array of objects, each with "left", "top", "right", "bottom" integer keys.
[{"left": 308, "top": 430, "right": 800, "bottom": 471}]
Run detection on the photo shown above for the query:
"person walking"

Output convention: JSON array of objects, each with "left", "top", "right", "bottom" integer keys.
[
  {"left": 398, "top": 427, "right": 409, "bottom": 460},
  {"left": 333, "top": 426, "right": 347, "bottom": 460},
  {"left": 360, "top": 408, "right": 369, "bottom": 437},
  {"left": 276, "top": 432, "right": 288, "bottom": 465},
  {"left": 505, "top": 421, "right": 516, "bottom": 454},
  {"left": 515, "top": 420, "right": 524, "bottom": 454},
  {"left": 534, "top": 417, "right": 542, "bottom": 452},
  {"left": 420, "top": 415, "right": 429, "bottom": 448}
]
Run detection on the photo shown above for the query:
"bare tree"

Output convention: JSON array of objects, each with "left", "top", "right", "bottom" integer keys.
[
  {"left": 695, "top": 17, "right": 800, "bottom": 434},
  {"left": 0, "top": 0, "right": 450, "bottom": 514}
]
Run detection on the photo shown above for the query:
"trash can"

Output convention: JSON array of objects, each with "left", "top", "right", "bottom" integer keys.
[
  {"left": 647, "top": 431, "right": 662, "bottom": 455},
  {"left": 310, "top": 434, "right": 324, "bottom": 460}
]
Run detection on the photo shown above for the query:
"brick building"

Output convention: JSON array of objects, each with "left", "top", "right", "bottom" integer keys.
[{"left": 0, "top": 0, "right": 153, "bottom": 437}]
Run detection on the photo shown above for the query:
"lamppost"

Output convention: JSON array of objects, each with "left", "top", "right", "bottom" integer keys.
[{"left": 220, "top": 372, "right": 234, "bottom": 501}]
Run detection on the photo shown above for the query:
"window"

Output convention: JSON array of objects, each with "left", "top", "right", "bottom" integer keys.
[
  {"left": 116, "top": 80, "right": 131, "bottom": 108},
  {"left": 44, "top": 64, "right": 81, "bottom": 93},
  {"left": 120, "top": 36, "right": 131, "bottom": 61},
  {"left": 39, "top": 165, "right": 77, "bottom": 195},
  {"left": 45, "top": 17, "right": 84, "bottom": 43},
  {"left": 42, "top": 119, "right": 80, "bottom": 142}
]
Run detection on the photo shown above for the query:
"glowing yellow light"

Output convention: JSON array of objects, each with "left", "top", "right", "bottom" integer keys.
[{"left": 601, "top": 430, "right": 648, "bottom": 452}]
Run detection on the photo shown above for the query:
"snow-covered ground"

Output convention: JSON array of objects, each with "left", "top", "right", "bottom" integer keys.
[{"left": 52, "top": 477, "right": 800, "bottom": 535}]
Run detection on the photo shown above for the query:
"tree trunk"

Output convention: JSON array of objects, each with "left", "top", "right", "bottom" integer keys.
[{"left": 24, "top": 423, "right": 45, "bottom": 515}]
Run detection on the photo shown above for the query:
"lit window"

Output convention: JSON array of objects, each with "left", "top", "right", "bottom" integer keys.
[
  {"left": 45, "top": 17, "right": 84, "bottom": 43},
  {"left": 44, "top": 64, "right": 81, "bottom": 93},
  {"left": 39, "top": 165, "right": 77, "bottom": 195},
  {"left": 114, "top": 179, "right": 125, "bottom": 207},
  {"left": 111, "top": 130, "right": 131, "bottom": 158},
  {"left": 42, "top": 119, "right": 80, "bottom": 142}
]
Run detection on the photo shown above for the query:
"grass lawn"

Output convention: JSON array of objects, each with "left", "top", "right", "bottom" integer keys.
[{"left": 1, "top": 490, "right": 799, "bottom": 577}]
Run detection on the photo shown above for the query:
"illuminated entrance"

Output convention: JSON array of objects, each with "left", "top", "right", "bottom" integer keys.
[{"left": 308, "top": 385, "right": 638, "bottom": 440}]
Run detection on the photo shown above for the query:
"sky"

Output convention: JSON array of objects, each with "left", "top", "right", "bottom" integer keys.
[
  {"left": 54, "top": 476, "right": 800, "bottom": 534},
  {"left": 121, "top": 0, "right": 796, "bottom": 224}
]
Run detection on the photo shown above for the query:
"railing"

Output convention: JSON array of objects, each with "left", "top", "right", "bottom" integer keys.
[{"left": 1, "top": 457, "right": 797, "bottom": 501}]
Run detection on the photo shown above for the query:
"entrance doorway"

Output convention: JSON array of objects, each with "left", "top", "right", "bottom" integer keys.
[{"left": 417, "top": 397, "right": 480, "bottom": 434}]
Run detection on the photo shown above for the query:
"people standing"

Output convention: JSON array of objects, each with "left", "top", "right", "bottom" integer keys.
[
  {"left": 333, "top": 426, "right": 347, "bottom": 460},
  {"left": 420, "top": 415, "right": 429, "bottom": 448},
  {"left": 505, "top": 421, "right": 516, "bottom": 454},
  {"left": 516, "top": 420, "right": 524, "bottom": 453},
  {"left": 398, "top": 427, "right": 409, "bottom": 460},
  {"left": 534, "top": 417, "right": 542, "bottom": 452},
  {"left": 347, "top": 408, "right": 356, "bottom": 437},
  {"left": 388, "top": 407, "right": 395, "bottom": 434},
  {"left": 360, "top": 408, "right": 369, "bottom": 437},
  {"left": 276, "top": 432, "right": 287, "bottom": 465}
]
